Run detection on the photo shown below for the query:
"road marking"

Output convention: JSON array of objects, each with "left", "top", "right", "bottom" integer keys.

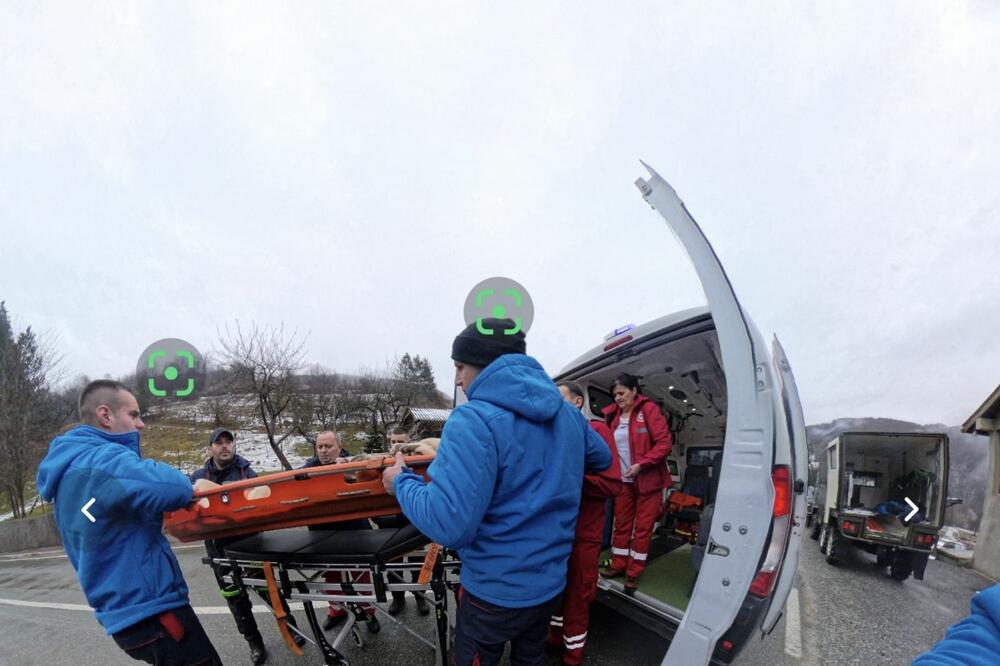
[
  {"left": 0, "top": 597, "right": 305, "bottom": 614},
  {"left": 0, "top": 544, "right": 205, "bottom": 564},
  {"left": 784, "top": 587, "right": 803, "bottom": 659}
]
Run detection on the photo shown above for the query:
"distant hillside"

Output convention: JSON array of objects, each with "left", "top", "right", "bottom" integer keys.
[{"left": 806, "top": 418, "right": 989, "bottom": 532}]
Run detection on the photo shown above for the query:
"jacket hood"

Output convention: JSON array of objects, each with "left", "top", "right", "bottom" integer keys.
[
  {"left": 466, "top": 354, "right": 562, "bottom": 422},
  {"left": 36, "top": 425, "right": 141, "bottom": 502}
]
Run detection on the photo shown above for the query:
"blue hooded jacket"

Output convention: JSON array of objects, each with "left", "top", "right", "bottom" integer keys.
[
  {"left": 913, "top": 583, "right": 1000, "bottom": 665},
  {"left": 35, "top": 425, "right": 194, "bottom": 635},
  {"left": 394, "top": 354, "right": 612, "bottom": 608}
]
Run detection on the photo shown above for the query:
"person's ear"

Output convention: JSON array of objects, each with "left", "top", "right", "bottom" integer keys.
[{"left": 96, "top": 404, "right": 112, "bottom": 426}]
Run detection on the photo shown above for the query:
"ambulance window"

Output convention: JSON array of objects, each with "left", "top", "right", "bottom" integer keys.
[
  {"left": 589, "top": 386, "right": 613, "bottom": 416},
  {"left": 687, "top": 447, "right": 722, "bottom": 467},
  {"left": 828, "top": 445, "right": 838, "bottom": 470}
]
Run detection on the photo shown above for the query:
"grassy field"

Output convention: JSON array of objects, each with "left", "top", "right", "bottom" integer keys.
[{"left": 140, "top": 422, "right": 214, "bottom": 470}]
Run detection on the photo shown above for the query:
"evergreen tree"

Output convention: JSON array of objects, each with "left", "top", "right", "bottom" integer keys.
[{"left": 0, "top": 302, "right": 61, "bottom": 518}]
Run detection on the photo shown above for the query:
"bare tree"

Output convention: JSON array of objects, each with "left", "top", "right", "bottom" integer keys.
[
  {"left": 291, "top": 370, "right": 357, "bottom": 444},
  {"left": 217, "top": 322, "right": 308, "bottom": 470}
]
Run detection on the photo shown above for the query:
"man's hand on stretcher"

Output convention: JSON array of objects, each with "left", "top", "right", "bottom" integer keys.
[
  {"left": 192, "top": 478, "right": 220, "bottom": 494},
  {"left": 382, "top": 452, "right": 408, "bottom": 496},
  {"left": 191, "top": 478, "right": 269, "bottom": 502}
]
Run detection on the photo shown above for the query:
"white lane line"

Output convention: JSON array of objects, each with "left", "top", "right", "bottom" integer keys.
[
  {"left": 0, "top": 544, "right": 205, "bottom": 564},
  {"left": 0, "top": 598, "right": 91, "bottom": 612},
  {"left": 784, "top": 587, "right": 803, "bottom": 659},
  {"left": 0, "top": 597, "right": 305, "bottom": 615}
]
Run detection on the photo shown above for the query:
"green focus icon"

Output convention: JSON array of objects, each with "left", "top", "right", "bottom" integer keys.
[
  {"left": 465, "top": 277, "right": 534, "bottom": 336},
  {"left": 136, "top": 338, "right": 206, "bottom": 400}
]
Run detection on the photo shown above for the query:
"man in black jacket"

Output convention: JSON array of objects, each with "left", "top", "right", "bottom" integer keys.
[
  {"left": 190, "top": 428, "right": 269, "bottom": 664},
  {"left": 299, "top": 430, "right": 380, "bottom": 634}
]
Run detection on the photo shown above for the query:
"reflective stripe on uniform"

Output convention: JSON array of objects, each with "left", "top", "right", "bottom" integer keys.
[
  {"left": 612, "top": 547, "right": 630, "bottom": 556},
  {"left": 564, "top": 631, "right": 588, "bottom": 650},
  {"left": 630, "top": 550, "right": 647, "bottom": 561}
]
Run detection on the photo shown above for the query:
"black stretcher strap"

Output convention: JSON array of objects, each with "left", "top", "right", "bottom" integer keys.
[{"left": 224, "top": 524, "right": 430, "bottom": 565}]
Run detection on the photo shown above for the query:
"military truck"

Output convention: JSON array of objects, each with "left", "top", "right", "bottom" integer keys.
[{"left": 812, "top": 432, "right": 956, "bottom": 581}]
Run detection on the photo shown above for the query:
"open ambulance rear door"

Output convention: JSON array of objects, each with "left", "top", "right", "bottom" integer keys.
[{"left": 633, "top": 164, "right": 806, "bottom": 665}]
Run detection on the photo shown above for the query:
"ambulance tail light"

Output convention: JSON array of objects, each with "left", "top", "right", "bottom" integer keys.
[{"left": 749, "top": 465, "right": 792, "bottom": 599}]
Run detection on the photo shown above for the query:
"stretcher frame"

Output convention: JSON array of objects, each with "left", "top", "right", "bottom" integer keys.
[{"left": 205, "top": 529, "right": 461, "bottom": 666}]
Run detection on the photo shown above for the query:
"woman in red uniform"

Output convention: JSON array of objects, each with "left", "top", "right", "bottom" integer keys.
[{"left": 599, "top": 373, "right": 672, "bottom": 592}]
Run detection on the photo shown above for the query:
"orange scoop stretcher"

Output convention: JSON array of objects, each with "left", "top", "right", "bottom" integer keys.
[{"left": 164, "top": 455, "right": 433, "bottom": 542}]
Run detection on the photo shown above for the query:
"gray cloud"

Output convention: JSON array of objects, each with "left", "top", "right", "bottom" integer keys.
[{"left": 2, "top": 2, "right": 998, "bottom": 425}]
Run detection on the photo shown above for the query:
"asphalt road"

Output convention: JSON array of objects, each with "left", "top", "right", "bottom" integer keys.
[{"left": 0, "top": 535, "right": 992, "bottom": 666}]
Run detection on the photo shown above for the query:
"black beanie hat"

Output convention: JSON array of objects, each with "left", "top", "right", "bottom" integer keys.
[{"left": 451, "top": 318, "right": 526, "bottom": 368}]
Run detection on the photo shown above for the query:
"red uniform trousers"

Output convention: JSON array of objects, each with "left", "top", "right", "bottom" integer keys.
[
  {"left": 611, "top": 482, "right": 662, "bottom": 578},
  {"left": 325, "top": 569, "right": 375, "bottom": 618},
  {"left": 547, "top": 538, "right": 602, "bottom": 664}
]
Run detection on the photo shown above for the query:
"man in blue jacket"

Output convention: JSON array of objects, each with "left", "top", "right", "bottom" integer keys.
[
  {"left": 382, "top": 318, "right": 612, "bottom": 666},
  {"left": 36, "top": 380, "right": 220, "bottom": 664},
  {"left": 912, "top": 583, "right": 1000, "bottom": 665}
]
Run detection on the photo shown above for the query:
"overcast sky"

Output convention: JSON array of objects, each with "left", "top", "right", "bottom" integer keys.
[{"left": 2, "top": 2, "right": 998, "bottom": 426}]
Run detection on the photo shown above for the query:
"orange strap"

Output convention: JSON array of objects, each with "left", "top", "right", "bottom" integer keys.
[
  {"left": 262, "top": 561, "right": 304, "bottom": 656},
  {"left": 418, "top": 543, "right": 442, "bottom": 585}
]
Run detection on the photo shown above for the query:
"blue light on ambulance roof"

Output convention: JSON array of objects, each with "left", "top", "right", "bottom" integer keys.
[{"left": 604, "top": 324, "right": 636, "bottom": 341}]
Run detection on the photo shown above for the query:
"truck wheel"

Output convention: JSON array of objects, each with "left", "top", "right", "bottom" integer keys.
[
  {"left": 890, "top": 551, "right": 912, "bottom": 581},
  {"left": 823, "top": 525, "right": 842, "bottom": 565},
  {"left": 890, "top": 564, "right": 912, "bottom": 581},
  {"left": 876, "top": 548, "right": 891, "bottom": 568}
]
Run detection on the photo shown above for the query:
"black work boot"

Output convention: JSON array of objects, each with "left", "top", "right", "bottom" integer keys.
[
  {"left": 388, "top": 593, "right": 406, "bottom": 616},
  {"left": 365, "top": 612, "right": 381, "bottom": 634},
  {"left": 415, "top": 593, "right": 430, "bottom": 616},
  {"left": 247, "top": 635, "right": 267, "bottom": 665}
]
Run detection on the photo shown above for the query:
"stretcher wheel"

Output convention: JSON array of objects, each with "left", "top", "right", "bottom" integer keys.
[{"left": 351, "top": 626, "right": 364, "bottom": 648}]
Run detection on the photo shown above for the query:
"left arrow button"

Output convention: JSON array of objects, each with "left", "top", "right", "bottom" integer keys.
[{"left": 81, "top": 497, "right": 97, "bottom": 523}]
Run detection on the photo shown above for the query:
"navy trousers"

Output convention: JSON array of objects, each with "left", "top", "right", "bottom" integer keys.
[
  {"left": 111, "top": 604, "right": 221, "bottom": 666},
  {"left": 454, "top": 586, "right": 563, "bottom": 666}
]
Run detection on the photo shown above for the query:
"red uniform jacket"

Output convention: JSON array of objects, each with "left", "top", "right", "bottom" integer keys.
[
  {"left": 603, "top": 395, "right": 672, "bottom": 494},
  {"left": 574, "top": 420, "right": 621, "bottom": 544}
]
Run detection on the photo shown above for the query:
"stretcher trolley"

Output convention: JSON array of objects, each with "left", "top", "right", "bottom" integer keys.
[
  {"left": 210, "top": 524, "right": 461, "bottom": 666},
  {"left": 164, "top": 455, "right": 459, "bottom": 664}
]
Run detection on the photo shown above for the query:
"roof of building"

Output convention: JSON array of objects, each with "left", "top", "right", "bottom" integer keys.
[
  {"left": 962, "top": 384, "right": 1000, "bottom": 434},
  {"left": 402, "top": 407, "right": 452, "bottom": 423}
]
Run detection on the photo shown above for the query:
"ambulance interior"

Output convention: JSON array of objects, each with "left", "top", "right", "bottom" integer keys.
[{"left": 577, "top": 326, "right": 727, "bottom": 615}]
